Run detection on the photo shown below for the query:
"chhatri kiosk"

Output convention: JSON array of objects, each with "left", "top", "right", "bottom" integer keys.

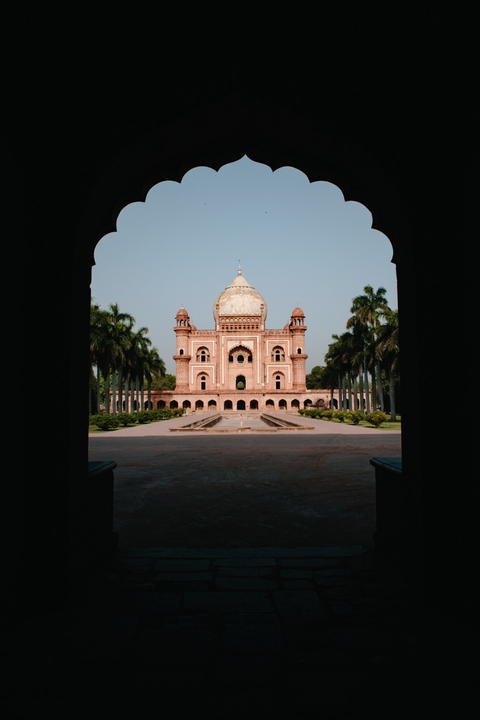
[{"left": 150, "top": 268, "right": 331, "bottom": 412}]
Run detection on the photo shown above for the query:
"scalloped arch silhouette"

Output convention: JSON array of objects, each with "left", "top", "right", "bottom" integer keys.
[
  {"left": 89, "top": 154, "right": 397, "bottom": 269},
  {"left": 80, "top": 100, "right": 407, "bottom": 269}
]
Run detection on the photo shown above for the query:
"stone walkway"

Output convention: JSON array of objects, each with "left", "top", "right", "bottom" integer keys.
[
  {"left": 8, "top": 545, "right": 417, "bottom": 719},
  {"left": 89, "top": 421, "right": 401, "bottom": 549}
]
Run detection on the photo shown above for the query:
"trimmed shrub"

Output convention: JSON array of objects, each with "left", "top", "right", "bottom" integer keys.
[
  {"left": 347, "top": 410, "right": 364, "bottom": 425},
  {"left": 135, "top": 411, "right": 152, "bottom": 424},
  {"left": 365, "top": 411, "right": 390, "bottom": 427},
  {"left": 94, "top": 414, "right": 120, "bottom": 431},
  {"left": 320, "top": 409, "right": 334, "bottom": 420},
  {"left": 117, "top": 412, "right": 135, "bottom": 426},
  {"left": 333, "top": 410, "right": 347, "bottom": 422}
]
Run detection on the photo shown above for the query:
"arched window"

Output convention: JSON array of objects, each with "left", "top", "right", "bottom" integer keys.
[
  {"left": 229, "top": 346, "right": 252, "bottom": 364},
  {"left": 275, "top": 375, "right": 281, "bottom": 390},
  {"left": 272, "top": 346, "right": 285, "bottom": 362},
  {"left": 297, "top": 348, "right": 302, "bottom": 354},
  {"left": 208, "top": 399, "right": 217, "bottom": 408},
  {"left": 266, "top": 399, "right": 275, "bottom": 408},
  {"left": 279, "top": 399, "right": 287, "bottom": 409},
  {"left": 170, "top": 400, "right": 178, "bottom": 409},
  {"left": 237, "top": 400, "right": 246, "bottom": 410},
  {"left": 224, "top": 400, "right": 233, "bottom": 410},
  {"left": 196, "top": 347, "right": 209, "bottom": 362},
  {"left": 182, "top": 400, "right": 191, "bottom": 408},
  {"left": 250, "top": 399, "right": 258, "bottom": 409},
  {"left": 179, "top": 348, "right": 184, "bottom": 355},
  {"left": 195, "top": 400, "right": 204, "bottom": 410},
  {"left": 200, "top": 376, "right": 206, "bottom": 390}
]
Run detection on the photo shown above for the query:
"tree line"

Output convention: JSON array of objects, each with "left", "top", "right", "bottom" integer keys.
[
  {"left": 306, "top": 286, "right": 399, "bottom": 420},
  {"left": 90, "top": 303, "right": 172, "bottom": 415}
]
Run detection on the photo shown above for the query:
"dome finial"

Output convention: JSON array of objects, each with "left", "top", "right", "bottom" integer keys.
[{"left": 237, "top": 260, "right": 242, "bottom": 275}]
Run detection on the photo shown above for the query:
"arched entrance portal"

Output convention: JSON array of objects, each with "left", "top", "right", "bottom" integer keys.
[
  {"left": 20, "top": 57, "right": 473, "bottom": 639},
  {"left": 236, "top": 400, "right": 246, "bottom": 410}
]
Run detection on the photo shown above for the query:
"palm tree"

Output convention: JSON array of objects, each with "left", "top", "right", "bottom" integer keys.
[
  {"left": 90, "top": 304, "right": 110, "bottom": 413},
  {"left": 347, "top": 286, "right": 390, "bottom": 411},
  {"left": 325, "top": 332, "right": 356, "bottom": 409},
  {"left": 377, "top": 308, "right": 400, "bottom": 420},
  {"left": 106, "top": 303, "right": 135, "bottom": 415},
  {"left": 128, "top": 327, "right": 152, "bottom": 411},
  {"left": 144, "top": 347, "right": 167, "bottom": 409},
  {"left": 345, "top": 316, "right": 372, "bottom": 412}
]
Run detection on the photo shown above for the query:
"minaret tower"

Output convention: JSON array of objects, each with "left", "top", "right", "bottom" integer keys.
[
  {"left": 173, "top": 308, "right": 191, "bottom": 391},
  {"left": 289, "top": 307, "right": 308, "bottom": 390}
]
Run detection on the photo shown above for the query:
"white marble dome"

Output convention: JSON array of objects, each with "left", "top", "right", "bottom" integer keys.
[{"left": 213, "top": 270, "right": 267, "bottom": 322}]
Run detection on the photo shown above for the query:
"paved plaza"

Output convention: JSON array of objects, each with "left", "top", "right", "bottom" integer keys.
[
  {"left": 6, "top": 417, "right": 414, "bottom": 718},
  {"left": 89, "top": 412, "right": 401, "bottom": 549}
]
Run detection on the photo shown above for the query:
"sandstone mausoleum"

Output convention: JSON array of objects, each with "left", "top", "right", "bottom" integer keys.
[{"left": 149, "top": 268, "right": 337, "bottom": 412}]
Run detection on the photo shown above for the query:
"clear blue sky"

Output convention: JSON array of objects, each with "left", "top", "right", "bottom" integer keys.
[{"left": 92, "top": 156, "right": 397, "bottom": 375}]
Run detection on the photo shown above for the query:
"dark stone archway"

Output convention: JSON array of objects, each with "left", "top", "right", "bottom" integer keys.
[{"left": 21, "top": 65, "right": 471, "bottom": 629}]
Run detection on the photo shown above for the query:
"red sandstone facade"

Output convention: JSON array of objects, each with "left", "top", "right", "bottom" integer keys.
[{"left": 148, "top": 269, "right": 340, "bottom": 412}]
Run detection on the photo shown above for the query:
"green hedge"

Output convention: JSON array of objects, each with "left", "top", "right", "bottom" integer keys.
[
  {"left": 298, "top": 408, "right": 390, "bottom": 427},
  {"left": 90, "top": 407, "right": 184, "bottom": 431}
]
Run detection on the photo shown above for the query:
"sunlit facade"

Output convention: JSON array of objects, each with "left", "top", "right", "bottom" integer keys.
[{"left": 149, "top": 268, "right": 332, "bottom": 412}]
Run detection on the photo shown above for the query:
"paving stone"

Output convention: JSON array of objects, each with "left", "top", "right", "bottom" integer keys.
[
  {"left": 215, "top": 577, "right": 278, "bottom": 591},
  {"left": 216, "top": 566, "right": 275, "bottom": 578},
  {"left": 154, "top": 581, "right": 212, "bottom": 592},
  {"left": 122, "top": 558, "right": 155, "bottom": 570},
  {"left": 314, "top": 568, "right": 354, "bottom": 577},
  {"left": 153, "top": 559, "right": 211, "bottom": 571},
  {"left": 126, "top": 546, "right": 367, "bottom": 559},
  {"left": 153, "top": 572, "right": 213, "bottom": 581},
  {"left": 278, "top": 558, "right": 343, "bottom": 568},
  {"left": 273, "top": 590, "right": 329, "bottom": 622},
  {"left": 280, "top": 579, "right": 315, "bottom": 589},
  {"left": 279, "top": 569, "right": 315, "bottom": 579},
  {"left": 313, "top": 574, "right": 353, "bottom": 587},
  {"left": 213, "top": 558, "right": 276, "bottom": 568},
  {"left": 184, "top": 591, "right": 274, "bottom": 613}
]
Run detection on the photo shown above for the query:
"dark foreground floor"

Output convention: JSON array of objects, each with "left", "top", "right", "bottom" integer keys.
[
  {"left": 89, "top": 431, "right": 402, "bottom": 548},
  {"left": 7, "top": 545, "right": 418, "bottom": 720},
  {"left": 7, "top": 430, "right": 422, "bottom": 718}
]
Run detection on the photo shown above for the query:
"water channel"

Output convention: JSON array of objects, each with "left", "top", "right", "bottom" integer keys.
[{"left": 170, "top": 412, "right": 313, "bottom": 432}]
